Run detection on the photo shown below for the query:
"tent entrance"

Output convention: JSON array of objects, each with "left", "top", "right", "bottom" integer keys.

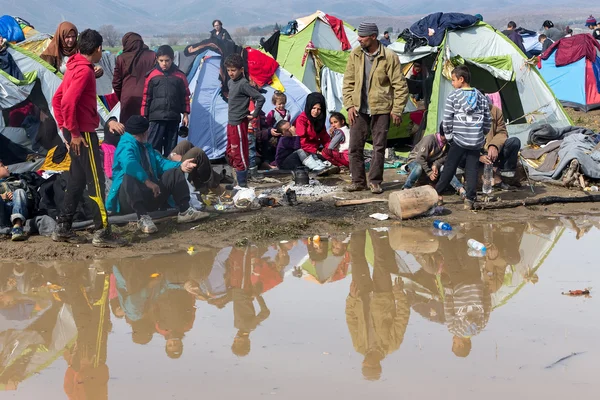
[{"left": 467, "top": 62, "right": 526, "bottom": 124}]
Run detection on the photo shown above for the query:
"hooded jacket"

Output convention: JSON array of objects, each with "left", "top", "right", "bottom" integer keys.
[
  {"left": 294, "top": 92, "right": 331, "bottom": 153},
  {"left": 407, "top": 134, "right": 448, "bottom": 174},
  {"left": 52, "top": 53, "right": 99, "bottom": 137},
  {"left": 484, "top": 105, "right": 508, "bottom": 152},
  {"left": 442, "top": 88, "right": 491, "bottom": 150}
]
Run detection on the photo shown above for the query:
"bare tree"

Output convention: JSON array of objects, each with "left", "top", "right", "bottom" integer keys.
[{"left": 98, "top": 24, "right": 120, "bottom": 48}]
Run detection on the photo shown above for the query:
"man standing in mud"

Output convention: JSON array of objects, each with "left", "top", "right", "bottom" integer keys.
[{"left": 343, "top": 22, "right": 409, "bottom": 194}]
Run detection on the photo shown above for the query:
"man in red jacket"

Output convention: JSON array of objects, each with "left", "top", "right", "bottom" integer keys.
[{"left": 51, "top": 29, "right": 125, "bottom": 247}]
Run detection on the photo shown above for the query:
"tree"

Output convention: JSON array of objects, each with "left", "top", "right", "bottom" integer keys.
[{"left": 98, "top": 25, "right": 120, "bottom": 48}]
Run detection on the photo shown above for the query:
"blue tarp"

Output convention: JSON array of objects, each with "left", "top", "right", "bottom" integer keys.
[
  {"left": 0, "top": 15, "right": 25, "bottom": 43},
  {"left": 540, "top": 52, "right": 586, "bottom": 106}
]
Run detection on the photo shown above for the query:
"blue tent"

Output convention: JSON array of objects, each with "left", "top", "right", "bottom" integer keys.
[{"left": 186, "top": 50, "right": 310, "bottom": 160}]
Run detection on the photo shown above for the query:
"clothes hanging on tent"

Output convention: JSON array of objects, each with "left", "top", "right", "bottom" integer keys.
[
  {"left": 0, "top": 42, "right": 24, "bottom": 80},
  {"left": 407, "top": 12, "right": 479, "bottom": 51},
  {"left": 246, "top": 48, "right": 279, "bottom": 87},
  {"left": 324, "top": 14, "right": 351, "bottom": 50},
  {"left": 0, "top": 15, "right": 25, "bottom": 42},
  {"left": 260, "top": 31, "right": 280, "bottom": 59},
  {"left": 541, "top": 34, "right": 600, "bottom": 66}
]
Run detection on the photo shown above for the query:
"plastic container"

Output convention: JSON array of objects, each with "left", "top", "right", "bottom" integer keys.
[
  {"left": 389, "top": 186, "right": 439, "bottom": 220},
  {"left": 467, "top": 249, "right": 486, "bottom": 258},
  {"left": 433, "top": 220, "right": 452, "bottom": 231},
  {"left": 482, "top": 163, "right": 493, "bottom": 194},
  {"left": 467, "top": 239, "right": 487, "bottom": 252}
]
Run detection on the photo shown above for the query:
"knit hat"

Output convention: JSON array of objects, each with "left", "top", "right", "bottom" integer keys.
[
  {"left": 357, "top": 22, "right": 379, "bottom": 37},
  {"left": 126, "top": 115, "right": 149, "bottom": 135},
  {"left": 586, "top": 15, "right": 597, "bottom": 27}
]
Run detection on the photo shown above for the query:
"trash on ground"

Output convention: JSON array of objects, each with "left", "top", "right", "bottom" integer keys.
[
  {"left": 545, "top": 352, "right": 586, "bottom": 369},
  {"left": 187, "top": 246, "right": 196, "bottom": 255},
  {"left": 433, "top": 220, "right": 452, "bottom": 230},
  {"left": 561, "top": 288, "right": 591, "bottom": 296},
  {"left": 370, "top": 213, "right": 389, "bottom": 221},
  {"left": 467, "top": 238, "right": 487, "bottom": 252}
]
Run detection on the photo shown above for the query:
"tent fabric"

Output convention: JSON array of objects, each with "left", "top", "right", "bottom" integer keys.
[
  {"left": 467, "top": 55, "right": 514, "bottom": 81},
  {"left": 0, "top": 15, "right": 25, "bottom": 42},
  {"left": 317, "top": 49, "right": 349, "bottom": 74},
  {"left": 541, "top": 34, "right": 600, "bottom": 66}
]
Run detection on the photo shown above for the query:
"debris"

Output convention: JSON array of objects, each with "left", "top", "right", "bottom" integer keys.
[
  {"left": 283, "top": 188, "right": 298, "bottom": 206},
  {"left": 150, "top": 273, "right": 160, "bottom": 278},
  {"left": 335, "top": 198, "right": 388, "bottom": 207},
  {"left": 187, "top": 246, "right": 195, "bottom": 255},
  {"left": 370, "top": 213, "right": 389, "bottom": 221},
  {"left": 312, "top": 235, "right": 321, "bottom": 243},
  {"left": 545, "top": 352, "right": 586, "bottom": 369},
  {"left": 561, "top": 288, "right": 591, "bottom": 296}
]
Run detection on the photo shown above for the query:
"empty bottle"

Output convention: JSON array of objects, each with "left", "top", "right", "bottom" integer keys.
[
  {"left": 433, "top": 220, "right": 452, "bottom": 231},
  {"left": 482, "top": 163, "right": 493, "bottom": 194},
  {"left": 467, "top": 239, "right": 486, "bottom": 252},
  {"left": 468, "top": 249, "right": 486, "bottom": 258}
]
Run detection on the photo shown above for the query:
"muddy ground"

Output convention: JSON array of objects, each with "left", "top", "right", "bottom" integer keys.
[{"left": 2, "top": 167, "right": 599, "bottom": 263}]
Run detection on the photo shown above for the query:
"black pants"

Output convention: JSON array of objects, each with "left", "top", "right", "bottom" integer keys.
[
  {"left": 59, "top": 132, "right": 108, "bottom": 230},
  {"left": 149, "top": 120, "right": 180, "bottom": 157},
  {"left": 436, "top": 142, "right": 479, "bottom": 201},
  {"left": 458, "top": 137, "right": 521, "bottom": 173},
  {"left": 118, "top": 168, "right": 190, "bottom": 217}
]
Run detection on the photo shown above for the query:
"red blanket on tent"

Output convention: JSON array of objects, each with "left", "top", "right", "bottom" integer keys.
[
  {"left": 246, "top": 47, "right": 279, "bottom": 87},
  {"left": 324, "top": 14, "right": 352, "bottom": 51},
  {"left": 541, "top": 34, "right": 600, "bottom": 66}
]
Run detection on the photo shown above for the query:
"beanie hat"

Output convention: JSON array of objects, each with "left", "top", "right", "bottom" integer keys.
[
  {"left": 126, "top": 115, "right": 149, "bottom": 135},
  {"left": 357, "top": 22, "right": 379, "bottom": 37},
  {"left": 586, "top": 15, "right": 597, "bottom": 27}
]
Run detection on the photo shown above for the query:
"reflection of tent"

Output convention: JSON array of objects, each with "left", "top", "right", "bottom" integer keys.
[
  {"left": 539, "top": 34, "right": 600, "bottom": 112},
  {"left": 186, "top": 49, "right": 310, "bottom": 160}
]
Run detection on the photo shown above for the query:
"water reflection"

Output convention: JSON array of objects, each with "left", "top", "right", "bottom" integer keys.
[{"left": 1, "top": 216, "right": 598, "bottom": 396}]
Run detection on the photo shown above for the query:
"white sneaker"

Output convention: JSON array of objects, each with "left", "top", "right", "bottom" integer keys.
[
  {"left": 138, "top": 215, "right": 158, "bottom": 234},
  {"left": 177, "top": 207, "right": 210, "bottom": 224}
]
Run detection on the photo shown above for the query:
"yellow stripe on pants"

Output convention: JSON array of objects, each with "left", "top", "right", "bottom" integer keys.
[{"left": 84, "top": 132, "right": 109, "bottom": 229}]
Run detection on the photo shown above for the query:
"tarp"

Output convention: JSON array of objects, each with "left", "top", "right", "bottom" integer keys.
[{"left": 0, "top": 15, "right": 25, "bottom": 42}]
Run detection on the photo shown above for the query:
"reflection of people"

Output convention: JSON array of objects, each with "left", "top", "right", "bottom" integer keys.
[{"left": 345, "top": 230, "right": 410, "bottom": 380}]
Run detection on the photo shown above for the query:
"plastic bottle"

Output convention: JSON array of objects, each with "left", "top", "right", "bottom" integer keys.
[
  {"left": 468, "top": 249, "right": 486, "bottom": 258},
  {"left": 482, "top": 163, "right": 493, "bottom": 194},
  {"left": 433, "top": 220, "right": 452, "bottom": 231},
  {"left": 467, "top": 239, "right": 487, "bottom": 252}
]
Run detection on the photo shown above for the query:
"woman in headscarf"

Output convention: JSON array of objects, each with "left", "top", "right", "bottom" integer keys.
[
  {"left": 294, "top": 92, "right": 331, "bottom": 155},
  {"left": 209, "top": 19, "right": 232, "bottom": 42},
  {"left": 40, "top": 22, "right": 79, "bottom": 73},
  {"left": 112, "top": 32, "right": 156, "bottom": 125}
]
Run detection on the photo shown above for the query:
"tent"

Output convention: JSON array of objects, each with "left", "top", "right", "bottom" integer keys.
[
  {"left": 186, "top": 49, "right": 310, "bottom": 160},
  {"left": 402, "top": 22, "right": 572, "bottom": 145},
  {"left": 538, "top": 34, "right": 600, "bottom": 112}
]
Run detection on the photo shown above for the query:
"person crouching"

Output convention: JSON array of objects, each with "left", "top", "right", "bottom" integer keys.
[{"left": 105, "top": 116, "right": 210, "bottom": 234}]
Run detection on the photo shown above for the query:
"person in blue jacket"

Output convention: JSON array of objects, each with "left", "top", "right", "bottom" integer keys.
[{"left": 106, "top": 116, "right": 209, "bottom": 234}]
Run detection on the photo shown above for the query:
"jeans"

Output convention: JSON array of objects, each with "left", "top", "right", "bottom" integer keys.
[
  {"left": 0, "top": 188, "right": 29, "bottom": 227},
  {"left": 248, "top": 133, "right": 257, "bottom": 168},
  {"left": 403, "top": 161, "right": 463, "bottom": 192}
]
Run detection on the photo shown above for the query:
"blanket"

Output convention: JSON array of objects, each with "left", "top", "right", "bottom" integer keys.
[
  {"left": 402, "top": 12, "right": 479, "bottom": 52},
  {"left": 527, "top": 124, "right": 595, "bottom": 146},
  {"left": 541, "top": 34, "right": 600, "bottom": 66}
]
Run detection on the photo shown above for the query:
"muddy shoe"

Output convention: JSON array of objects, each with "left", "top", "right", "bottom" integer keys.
[
  {"left": 369, "top": 183, "right": 384, "bottom": 194},
  {"left": 562, "top": 159, "right": 579, "bottom": 186},
  {"left": 317, "top": 165, "right": 341, "bottom": 177},
  {"left": 138, "top": 215, "right": 158, "bottom": 234},
  {"left": 52, "top": 223, "right": 87, "bottom": 244},
  {"left": 92, "top": 227, "right": 127, "bottom": 248},
  {"left": 464, "top": 198, "right": 475, "bottom": 210},
  {"left": 177, "top": 207, "right": 210, "bottom": 224},
  {"left": 11, "top": 226, "right": 27, "bottom": 242},
  {"left": 344, "top": 183, "right": 367, "bottom": 192}
]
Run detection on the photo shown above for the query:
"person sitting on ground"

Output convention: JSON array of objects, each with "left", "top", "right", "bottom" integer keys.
[
  {"left": 380, "top": 31, "right": 392, "bottom": 47},
  {"left": 542, "top": 20, "right": 565, "bottom": 42},
  {"left": 501, "top": 21, "right": 527, "bottom": 54},
  {"left": 435, "top": 65, "right": 491, "bottom": 209},
  {"left": 0, "top": 160, "right": 31, "bottom": 241},
  {"left": 538, "top": 34, "right": 553, "bottom": 52},
  {"left": 586, "top": 15, "right": 600, "bottom": 39},
  {"left": 402, "top": 124, "right": 466, "bottom": 198},
  {"left": 105, "top": 116, "right": 210, "bottom": 234},
  {"left": 266, "top": 91, "right": 291, "bottom": 129},
  {"left": 209, "top": 19, "right": 232, "bottom": 42},
  {"left": 272, "top": 120, "right": 301, "bottom": 170},
  {"left": 322, "top": 112, "right": 350, "bottom": 168},
  {"left": 168, "top": 140, "right": 223, "bottom": 193}
]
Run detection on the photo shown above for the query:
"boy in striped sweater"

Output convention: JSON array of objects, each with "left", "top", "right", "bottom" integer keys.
[{"left": 435, "top": 65, "right": 491, "bottom": 209}]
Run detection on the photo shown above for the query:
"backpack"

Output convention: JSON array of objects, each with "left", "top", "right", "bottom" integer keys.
[{"left": 281, "top": 20, "right": 298, "bottom": 36}]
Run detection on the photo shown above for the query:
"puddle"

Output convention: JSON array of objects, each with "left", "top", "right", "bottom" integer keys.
[{"left": 1, "top": 217, "right": 599, "bottom": 399}]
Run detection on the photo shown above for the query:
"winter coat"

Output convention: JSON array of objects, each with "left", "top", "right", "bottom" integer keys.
[
  {"left": 141, "top": 65, "right": 191, "bottom": 121},
  {"left": 407, "top": 134, "right": 448, "bottom": 175},
  {"left": 294, "top": 112, "right": 331, "bottom": 154},
  {"left": 112, "top": 49, "right": 156, "bottom": 124},
  {"left": 484, "top": 105, "right": 508, "bottom": 152}
]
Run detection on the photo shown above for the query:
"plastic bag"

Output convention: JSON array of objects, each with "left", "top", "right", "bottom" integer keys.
[{"left": 233, "top": 187, "right": 257, "bottom": 208}]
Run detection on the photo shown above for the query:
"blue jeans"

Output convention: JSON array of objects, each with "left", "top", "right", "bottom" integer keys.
[
  {"left": 403, "top": 161, "right": 463, "bottom": 192},
  {"left": 0, "top": 188, "right": 28, "bottom": 227},
  {"left": 248, "top": 133, "right": 257, "bottom": 168}
]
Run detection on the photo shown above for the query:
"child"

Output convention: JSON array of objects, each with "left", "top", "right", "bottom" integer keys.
[
  {"left": 224, "top": 54, "right": 266, "bottom": 187},
  {"left": 538, "top": 34, "right": 553, "bottom": 52},
  {"left": 141, "top": 45, "right": 190, "bottom": 157},
  {"left": 435, "top": 65, "right": 491, "bottom": 209},
  {"left": 321, "top": 112, "right": 350, "bottom": 168},
  {"left": 0, "top": 161, "right": 31, "bottom": 241},
  {"left": 273, "top": 120, "right": 301, "bottom": 170},
  {"left": 265, "top": 91, "right": 290, "bottom": 130}
]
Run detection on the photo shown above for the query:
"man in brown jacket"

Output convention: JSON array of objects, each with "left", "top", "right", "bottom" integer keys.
[
  {"left": 343, "top": 22, "right": 409, "bottom": 194},
  {"left": 479, "top": 103, "right": 521, "bottom": 181}
]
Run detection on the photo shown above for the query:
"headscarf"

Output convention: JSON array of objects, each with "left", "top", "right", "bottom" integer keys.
[
  {"left": 304, "top": 92, "right": 326, "bottom": 133},
  {"left": 120, "top": 32, "right": 150, "bottom": 77},
  {"left": 41, "top": 22, "right": 78, "bottom": 64}
]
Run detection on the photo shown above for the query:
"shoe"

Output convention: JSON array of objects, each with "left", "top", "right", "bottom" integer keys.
[
  {"left": 92, "top": 226, "right": 127, "bottom": 248},
  {"left": 344, "top": 183, "right": 368, "bottom": 192},
  {"left": 11, "top": 226, "right": 27, "bottom": 241},
  {"left": 177, "top": 207, "right": 210, "bottom": 224},
  {"left": 369, "top": 183, "right": 384, "bottom": 194},
  {"left": 52, "top": 223, "right": 87, "bottom": 244},
  {"left": 138, "top": 215, "right": 158, "bottom": 234},
  {"left": 317, "top": 165, "right": 340, "bottom": 177},
  {"left": 464, "top": 198, "right": 475, "bottom": 210},
  {"left": 458, "top": 188, "right": 467, "bottom": 200}
]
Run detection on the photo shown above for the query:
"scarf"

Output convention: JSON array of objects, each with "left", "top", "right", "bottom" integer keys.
[
  {"left": 41, "top": 22, "right": 78, "bottom": 66},
  {"left": 304, "top": 92, "right": 326, "bottom": 133},
  {"left": 120, "top": 32, "right": 150, "bottom": 77}
]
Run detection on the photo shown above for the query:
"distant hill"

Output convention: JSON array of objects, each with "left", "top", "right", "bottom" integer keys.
[{"left": 8, "top": 0, "right": 595, "bottom": 34}]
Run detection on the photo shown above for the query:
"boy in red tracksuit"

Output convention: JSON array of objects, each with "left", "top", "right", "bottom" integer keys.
[
  {"left": 224, "top": 54, "right": 265, "bottom": 187},
  {"left": 51, "top": 29, "right": 124, "bottom": 248},
  {"left": 141, "top": 45, "right": 190, "bottom": 157}
]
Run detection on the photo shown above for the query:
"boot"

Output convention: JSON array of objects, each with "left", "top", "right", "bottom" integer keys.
[
  {"left": 302, "top": 154, "right": 326, "bottom": 172},
  {"left": 52, "top": 220, "right": 87, "bottom": 244},
  {"left": 236, "top": 170, "right": 249, "bottom": 188},
  {"left": 92, "top": 225, "right": 127, "bottom": 248}
]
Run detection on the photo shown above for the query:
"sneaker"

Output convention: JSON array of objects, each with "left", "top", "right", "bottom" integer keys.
[
  {"left": 344, "top": 183, "right": 368, "bottom": 192},
  {"left": 177, "top": 207, "right": 210, "bottom": 224},
  {"left": 369, "top": 183, "right": 384, "bottom": 194},
  {"left": 464, "top": 199, "right": 475, "bottom": 210},
  {"left": 52, "top": 223, "right": 87, "bottom": 244},
  {"left": 92, "top": 226, "right": 127, "bottom": 248},
  {"left": 317, "top": 165, "right": 340, "bottom": 177},
  {"left": 138, "top": 215, "right": 158, "bottom": 234},
  {"left": 11, "top": 226, "right": 27, "bottom": 241}
]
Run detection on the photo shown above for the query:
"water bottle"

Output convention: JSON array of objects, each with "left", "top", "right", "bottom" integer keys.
[
  {"left": 467, "top": 239, "right": 486, "bottom": 252},
  {"left": 433, "top": 220, "right": 452, "bottom": 231},
  {"left": 482, "top": 163, "right": 493, "bottom": 194},
  {"left": 468, "top": 249, "right": 486, "bottom": 258}
]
